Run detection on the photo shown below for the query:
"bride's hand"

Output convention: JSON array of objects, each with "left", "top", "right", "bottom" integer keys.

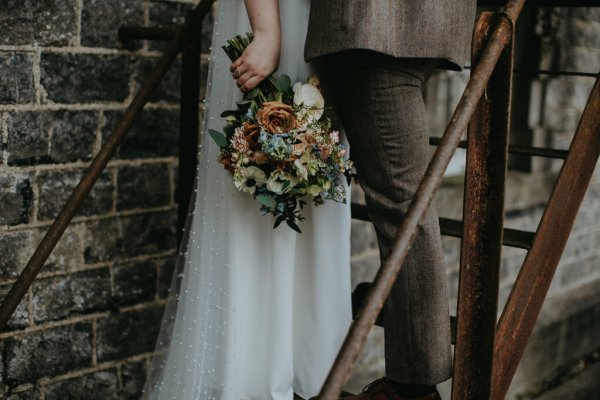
[
  {"left": 230, "top": 33, "right": 281, "bottom": 92},
  {"left": 232, "top": 0, "right": 281, "bottom": 92}
]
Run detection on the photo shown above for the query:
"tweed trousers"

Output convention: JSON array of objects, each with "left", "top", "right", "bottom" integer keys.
[{"left": 314, "top": 50, "right": 453, "bottom": 385}]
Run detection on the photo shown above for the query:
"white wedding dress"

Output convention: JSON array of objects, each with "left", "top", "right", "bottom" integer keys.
[{"left": 140, "top": 1, "right": 352, "bottom": 399}]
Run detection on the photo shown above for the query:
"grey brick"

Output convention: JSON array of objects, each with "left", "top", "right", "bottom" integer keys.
[
  {"left": 33, "top": 225, "right": 82, "bottom": 274},
  {"left": 3, "top": 322, "right": 93, "bottom": 386},
  {"left": 5, "top": 390, "right": 38, "bottom": 400},
  {"left": 558, "top": 46, "right": 600, "bottom": 74},
  {"left": 83, "top": 211, "right": 176, "bottom": 263},
  {"left": 157, "top": 256, "right": 175, "bottom": 299},
  {"left": 112, "top": 260, "right": 157, "bottom": 306},
  {"left": 102, "top": 109, "right": 179, "bottom": 159},
  {"left": 568, "top": 8, "right": 600, "bottom": 23},
  {"left": 0, "top": 284, "right": 29, "bottom": 332},
  {"left": 562, "top": 231, "right": 597, "bottom": 263},
  {"left": 44, "top": 369, "right": 118, "bottom": 400},
  {"left": 0, "top": 173, "right": 33, "bottom": 225},
  {"left": 32, "top": 268, "right": 112, "bottom": 323},
  {"left": 37, "top": 168, "right": 113, "bottom": 221},
  {"left": 559, "top": 18, "right": 600, "bottom": 50},
  {"left": 7, "top": 111, "right": 97, "bottom": 165},
  {"left": 49, "top": 111, "right": 98, "bottom": 163},
  {"left": 0, "top": 0, "right": 78, "bottom": 46},
  {"left": 40, "top": 53, "right": 132, "bottom": 103},
  {"left": 134, "top": 56, "right": 183, "bottom": 103},
  {"left": 119, "top": 210, "right": 177, "bottom": 259},
  {"left": 82, "top": 217, "right": 121, "bottom": 264},
  {"left": 120, "top": 360, "right": 146, "bottom": 400},
  {"left": 0, "top": 231, "right": 31, "bottom": 279},
  {"left": 6, "top": 112, "right": 50, "bottom": 166},
  {"left": 0, "top": 53, "right": 35, "bottom": 105},
  {"left": 560, "top": 254, "right": 600, "bottom": 288},
  {"left": 116, "top": 163, "right": 170, "bottom": 211},
  {"left": 81, "top": 0, "right": 144, "bottom": 50},
  {"left": 96, "top": 306, "right": 163, "bottom": 362}
]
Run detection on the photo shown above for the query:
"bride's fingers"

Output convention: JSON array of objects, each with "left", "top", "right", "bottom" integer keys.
[
  {"left": 231, "top": 63, "right": 246, "bottom": 80},
  {"left": 236, "top": 71, "right": 253, "bottom": 89},
  {"left": 230, "top": 57, "right": 243, "bottom": 73},
  {"left": 239, "top": 75, "right": 263, "bottom": 92}
]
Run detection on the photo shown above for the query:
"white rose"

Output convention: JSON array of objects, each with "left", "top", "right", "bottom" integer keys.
[
  {"left": 266, "top": 171, "right": 297, "bottom": 195},
  {"left": 293, "top": 159, "right": 308, "bottom": 180},
  {"left": 293, "top": 83, "right": 325, "bottom": 124}
]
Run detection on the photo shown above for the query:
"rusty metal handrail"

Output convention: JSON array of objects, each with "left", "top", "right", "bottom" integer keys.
[
  {"left": 0, "top": 0, "right": 215, "bottom": 329},
  {"left": 317, "top": 1, "right": 526, "bottom": 398},
  {"left": 491, "top": 74, "right": 600, "bottom": 400}
]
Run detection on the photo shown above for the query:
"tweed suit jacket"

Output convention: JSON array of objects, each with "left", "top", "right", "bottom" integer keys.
[{"left": 305, "top": 0, "right": 477, "bottom": 70}]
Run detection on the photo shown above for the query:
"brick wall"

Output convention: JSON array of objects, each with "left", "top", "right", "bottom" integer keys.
[{"left": 0, "top": 1, "right": 211, "bottom": 398}]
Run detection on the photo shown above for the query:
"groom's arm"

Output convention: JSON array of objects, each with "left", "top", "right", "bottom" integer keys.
[{"left": 230, "top": 0, "right": 281, "bottom": 92}]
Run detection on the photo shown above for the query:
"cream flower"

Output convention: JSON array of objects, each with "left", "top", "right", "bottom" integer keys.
[
  {"left": 234, "top": 166, "right": 267, "bottom": 195},
  {"left": 267, "top": 170, "right": 297, "bottom": 195}
]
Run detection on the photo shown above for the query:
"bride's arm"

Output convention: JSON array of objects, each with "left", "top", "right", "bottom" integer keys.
[{"left": 230, "top": 0, "right": 281, "bottom": 92}]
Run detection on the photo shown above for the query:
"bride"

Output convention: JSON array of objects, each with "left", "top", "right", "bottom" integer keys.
[{"left": 140, "top": 0, "right": 352, "bottom": 399}]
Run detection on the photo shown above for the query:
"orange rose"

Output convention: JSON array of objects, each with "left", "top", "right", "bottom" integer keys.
[
  {"left": 253, "top": 150, "right": 269, "bottom": 165},
  {"left": 218, "top": 154, "right": 235, "bottom": 173},
  {"left": 242, "top": 121, "right": 261, "bottom": 150},
  {"left": 256, "top": 101, "right": 298, "bottom": 133}
]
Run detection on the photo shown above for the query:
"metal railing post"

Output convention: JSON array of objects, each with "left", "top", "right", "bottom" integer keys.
[
  {"left": 491, "top": 74, "right": 600, "bottom": 400},
  {"left": 452, "top": 11, "right": 514, "bottom": 400},
  {"left": 177, "top": 10, "right": 204, "bottom": 245}
]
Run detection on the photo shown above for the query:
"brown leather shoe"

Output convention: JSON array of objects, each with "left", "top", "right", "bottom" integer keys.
[{"left": 340, "top": 378, "right": 441, "bottom": 400}]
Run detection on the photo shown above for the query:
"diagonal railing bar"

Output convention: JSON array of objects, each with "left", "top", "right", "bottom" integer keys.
[
  {"left": 491, "top": 74, "right": 600, "bottom": 400},
  {"left": 0, "top": 0, "right": 215, "bottom": 329},
  {"left": 318, "top": 1, "right": 526, "bottom": 398}
]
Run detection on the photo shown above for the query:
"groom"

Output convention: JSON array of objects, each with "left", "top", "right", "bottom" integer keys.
[{"left": 305, "top": 1, "right": 477, "bottom": 399}]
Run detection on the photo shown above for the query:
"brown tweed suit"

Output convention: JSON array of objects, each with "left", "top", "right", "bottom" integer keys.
[{"left": 305, "top": 0, "right": 476, "bottom": 386}]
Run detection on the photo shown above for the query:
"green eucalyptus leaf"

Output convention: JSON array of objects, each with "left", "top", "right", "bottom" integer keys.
[
  {"left": 256, "top": 194, "right": 277, "bottom": 209},
  {"left": 209, "top": 129, "right": 228, "bottom": 148},
  {"left": 276, "top": 75, "right": 292, "bottom": 92},
  {"left": 246, "top": 87, "right": 261, "bottom": 99}
]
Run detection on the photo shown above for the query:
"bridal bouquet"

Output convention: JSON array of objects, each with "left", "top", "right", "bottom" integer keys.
[{"left": 210, "top": 33, "right": 353, "bottom": 233}]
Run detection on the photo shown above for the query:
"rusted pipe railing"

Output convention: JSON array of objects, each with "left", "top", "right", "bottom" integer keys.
[
  {"left": 318, "top": 1, "right": 526, "bottom": 398},
  {"left": 0, "top": 0, "right": 215, "bottom": 329},
  {"left": 430, "top": 137, "right": 570, "bottom": 159},
  {"left": 177, "top": 9, "right": 203, "bottom": 245},
  {"left": 452, "top": 11, "right": 514, "bottom": 400},
  {"left": 491, "top": 74, "right": 600, "bottom": 400}
]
